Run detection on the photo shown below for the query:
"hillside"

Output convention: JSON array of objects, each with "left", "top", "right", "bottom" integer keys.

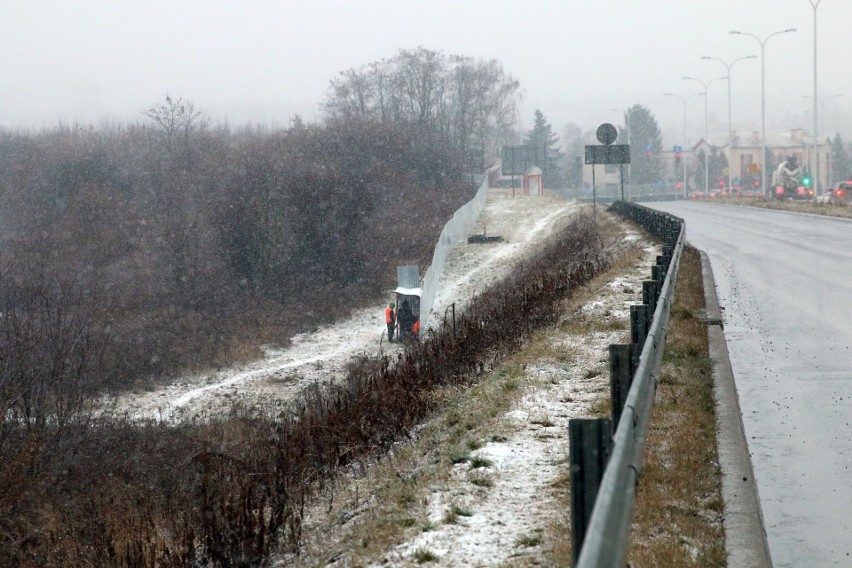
[
  {"left": 105, "top": 188, "right": 581, "bottom": 421},
  {"left": 274, "top": 202, "right": 669, "bottom": 566}
]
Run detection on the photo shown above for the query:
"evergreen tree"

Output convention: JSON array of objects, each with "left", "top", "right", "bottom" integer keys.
[
  {"left": 562, "top": 122, "right": 584, "bottom": 188},
  {"left": 618, "top": 105, "right": 662, "bottom": 185},
  {"left": 831, "top": 133, "right": 852, "bottom": 182},
  {"left": 524, "top": 110, "right": 563, "bottom": 187}
]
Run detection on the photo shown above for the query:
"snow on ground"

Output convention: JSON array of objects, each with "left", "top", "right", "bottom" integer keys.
[
  {"left": 427, "top": 190, "right": 579, "bottom": 329},
  {"left": 105, "top": 188, "right": 579, "bottom": 422},
  {"left": 372, "top": 244, "right": 657, "bottom": 567},
  {"left": 104, "top": 184, "right": 659, "bottom": 565}
]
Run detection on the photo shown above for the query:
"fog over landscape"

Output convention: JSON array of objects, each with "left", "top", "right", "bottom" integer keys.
[
  {"left": 3, "top": 2, "right": 852, "bottom": 566},
  {"left": 3, "top": 0, "right": 852, "bottom": 142}
]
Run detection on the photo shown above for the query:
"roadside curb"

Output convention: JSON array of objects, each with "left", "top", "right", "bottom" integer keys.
[
  {"left": 698, "top": 200, "right": 852, "bottom": 223},
  {"left": 699, "top": 250, "right": 773, "bottom": 568}
]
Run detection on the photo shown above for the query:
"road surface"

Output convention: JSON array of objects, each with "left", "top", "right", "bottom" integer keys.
[{"left": 650, "top": 201, "right": 851, "bottom": 567}]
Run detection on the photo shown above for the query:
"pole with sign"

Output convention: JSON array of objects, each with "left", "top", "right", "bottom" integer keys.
[{"left": 585, "top": 123, "right": 631, "bottom": 216}]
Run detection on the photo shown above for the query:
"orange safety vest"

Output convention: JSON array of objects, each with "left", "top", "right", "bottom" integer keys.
[{"left": 385, "top": 307, "right": 395, "bottom": 323}]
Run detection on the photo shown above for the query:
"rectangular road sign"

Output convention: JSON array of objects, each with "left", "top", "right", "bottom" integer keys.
[
  {"left": 502, "top": 144, "right": 544, "bottom": 175},
  {"left": 584, "top": 145, "right": 631, "bottom": 165}
]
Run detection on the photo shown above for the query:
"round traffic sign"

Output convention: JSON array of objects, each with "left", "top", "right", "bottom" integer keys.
[{"left": 596, "top": 123, "right": 618, "bottom": 145}]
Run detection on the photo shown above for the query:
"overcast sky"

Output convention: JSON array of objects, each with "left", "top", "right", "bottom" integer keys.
[{"left": 3, "top": 0, "right": 851, "bottom": 146}]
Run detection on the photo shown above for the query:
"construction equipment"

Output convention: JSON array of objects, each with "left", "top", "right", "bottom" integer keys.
[
  {"left": 771, "top": 157, "right": 810, "bottom": 200},
  {"left": 395, "top": 265, "right": 421, "bottom": 342}
]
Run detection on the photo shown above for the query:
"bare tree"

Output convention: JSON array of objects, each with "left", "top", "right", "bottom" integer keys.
[
  {"left": 323, "top": 48, "right": 520, "bottom": 162},
  {"left": 0, "top": 262, "right": 105, "bottom": 439},
  {"left": 143, "top": 94, "right": 209, "bottom": 162}
]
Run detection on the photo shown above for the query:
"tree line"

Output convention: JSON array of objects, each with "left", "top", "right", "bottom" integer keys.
[
  {"left": 324, "top": 47, "right": 521, "bottom": 170},
  {"left": 0, "top": 49, "right": 535, "bottom": 566},
  {"left": 1, "top": 46, "right": 522, "bottom": 427},
  {"left": 0, "top": 99, "right": 488, "bottom": 407}
]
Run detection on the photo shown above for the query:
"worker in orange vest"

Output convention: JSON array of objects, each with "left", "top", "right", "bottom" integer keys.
[{"left": 385, "top": 303, "right": 396, "bottom": 343}]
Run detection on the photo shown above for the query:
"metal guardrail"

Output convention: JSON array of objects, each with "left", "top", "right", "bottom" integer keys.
[{"left": 570, "top": 201, "right": 685, "bottom": 567}]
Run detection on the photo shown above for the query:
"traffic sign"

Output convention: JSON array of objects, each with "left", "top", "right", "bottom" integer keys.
[
  {"left": 585, "top": 144, "right": 630, "bottom": 164},
  {"left": 596, "top": 123, "right": 618, "bottom": 145}
]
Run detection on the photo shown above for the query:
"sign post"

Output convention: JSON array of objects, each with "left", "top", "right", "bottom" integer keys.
[{"left": 585, "top": 123, "right": 631, "bottom": 216}]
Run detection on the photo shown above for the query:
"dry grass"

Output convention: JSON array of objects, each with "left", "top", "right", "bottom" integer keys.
[
  {"left": 282, "top": 214, "right": 645, "bottom": 566},
  {"left": 532, "top": 226, "right": 725, "bottom": 567},
  {"left": 283, "top": 342, "right": 545, "bottom": 565},
  {"left": 627, "top": 245, "right": 726, "bottom": 567}
]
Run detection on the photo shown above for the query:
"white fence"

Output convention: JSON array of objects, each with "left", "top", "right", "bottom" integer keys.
[{"left": 420, "top": 174, "right": 488, "bottom": 328}]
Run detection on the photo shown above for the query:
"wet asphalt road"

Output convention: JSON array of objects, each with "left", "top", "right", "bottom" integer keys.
[{"left": 648, "top": 201, "right": 851, "bottom": 567}]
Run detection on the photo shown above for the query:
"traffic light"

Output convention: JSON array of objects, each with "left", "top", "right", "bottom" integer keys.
[
  {"left": 646, "top": 150, "right": 653, "bottom": 157},
  {"left": 675, "top": 151, "right": 682, "bottom": 163},
  {"left": 802, "top": 175, "right": 811, "bottom": 187}
]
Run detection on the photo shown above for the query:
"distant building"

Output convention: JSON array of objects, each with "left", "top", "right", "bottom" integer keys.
[
  {"left": 694, "top": 129, "right": 831, "bottom": 193},
  {"left": 577, "top": 128, "right": 832, "bottom": 200},
  {"left": 522, "top": 166, "right": 543, "bottom": 195}
]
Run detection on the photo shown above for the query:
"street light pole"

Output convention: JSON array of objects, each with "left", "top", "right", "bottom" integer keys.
[
  {"left": 664, "top": 92, "right": 704, "bottom": 198},
  {"left": 701, "top": 55, "right": 756, "bottom": 190},
  {"left": 700, "top": 55, "right": 757, "bottom": 137},
  {"left": 730, "top": 28, "right": 797, "bottom": 197},
  {"left": 683, "top": 75, "right": 727, "bottom": 194},
  {"left": 610, "top": 106, "right": 641, "bottom": 198},
  {"left": 808, "top": 1, "right": 823, "bottom": 192},
  {"left": 802, "top": 92, "right": 842, "bottom": 190}
]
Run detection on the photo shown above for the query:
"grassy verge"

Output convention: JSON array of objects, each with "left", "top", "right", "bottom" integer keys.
[
  {"left": 283, "top": 228, "right": 728, "bottom": 567},
  {"left": 700, "top": 196, "right": 852, "bottom": 218},
  {"left": 627, "top": 245, "right": 725, "bottom": 566},
  {"left": 282, "top": 215, "right": 646, "bottom": 566},
  {"left": 2, "top": 213, "right": 612, "bottom": 567}
]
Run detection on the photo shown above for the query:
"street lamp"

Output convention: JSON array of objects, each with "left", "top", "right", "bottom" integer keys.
[
  {"left": 802, "top": 93, "right": 843, "bottom": 189},
  {"left": 683, "top": 75, "right": 728, "bottom": 194},
  {"left": 664, "top": 92, "right": 704, "bottom": 198},
  {"left": 730, "top": 27, "right": 797, "bottom": 196},
  {"left": 807, "top": 1, "right": 822, "bottom": 191},
  {"left": 700, "top": 55, "right": 756, "bottom": 137},
  {"left": 610, "top": 106, "right": 642, "bottom": 198},
  {"left": 701, "top": 55, "right": 756, "bottom": 190}
]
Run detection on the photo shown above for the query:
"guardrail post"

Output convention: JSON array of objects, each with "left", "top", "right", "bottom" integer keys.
[
  {"left": 569, "top": 417, "right": 612, "bottom": 566},
  {"left": 609, "top": 344, "right": 636, "bottom": 432},
  {"left": 652, "top": 265, "right": 664, "bottom": 302},
  {"left": 642, "top": 280, "right": 658, "bottom": 315},
  {"left": 630, "top": 304, "right": 650, "bottom": 350}
]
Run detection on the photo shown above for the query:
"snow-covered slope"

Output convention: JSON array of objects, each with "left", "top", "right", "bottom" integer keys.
[{"left": 105, "top": 188, "right": 579, "bottom": 422}]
